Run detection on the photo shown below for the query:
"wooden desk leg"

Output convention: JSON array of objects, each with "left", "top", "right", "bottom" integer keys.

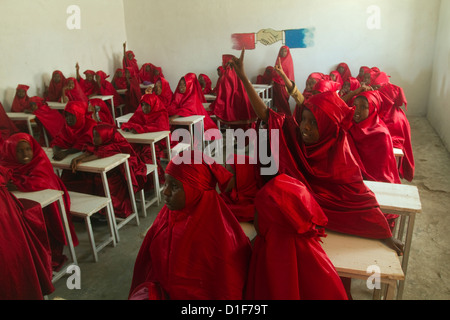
[
  {"left": 123, "top": 160, "right": 139, "bottom": 226},
  {"left": 110, "top": 97, "right": 116, "bottom": 123},
  {"left": 100, "top": 172, "right": 120, "bottom": 243},
  {"left": 397, "top": 212, "right": 416, "bottom": 300},
  {"left": 385, "top": 280, "right": 397, "bottom": 300},
  {"left": 27, "top": 120, "right": 34, "bottom": 137}
]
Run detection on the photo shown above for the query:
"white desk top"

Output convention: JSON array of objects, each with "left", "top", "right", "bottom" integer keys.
[
  {"left": 170, "top": 115, "right": 205, "bottom": 125},
  {"left": 116, "top": 113, "right": 133, "bottom": 122},
  {"left": 7, "top": 112, "right": 36, "bottom": 120},
  {"left": 393, "top": 148, "right": 404, "bottom": 157},
  {"left": 116, "top": 89, "right": 127, "bottom": 95},
  {"left": 118, "top": 129, "right": 170, "bottom": 144},
  {"left": 43, "top": 147, "right": 130, "bottom": 173},
  {"left": 47, "top": 101, "right": 67, "bottom": 109},
  {"left": 12, "top": 189, "right": 64, "bottom": 208},
  {"left": 204, "top": 94, "right": 216, "bottom": 101},
  {"left": 90, "top": 95, "right": 113, "bottom": 100}
]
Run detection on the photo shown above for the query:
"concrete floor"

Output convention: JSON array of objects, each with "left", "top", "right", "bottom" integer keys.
[{"left": 47, "top": 115, "right": 450, "bottom": 300}]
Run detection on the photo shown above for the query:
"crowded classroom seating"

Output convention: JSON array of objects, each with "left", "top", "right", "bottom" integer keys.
[{"left": 0, "top": 40, "right": 421, "bottom": 301}]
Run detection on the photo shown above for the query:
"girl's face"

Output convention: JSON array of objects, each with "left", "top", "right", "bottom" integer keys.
[
  {"left": 68, "top": 80, "right": 75, "bottom": 90},
  {"left": 16, "top": 141, "right": 33, "bottom": 165},
  {"left": 127, "top": 52, "right": 134, "bottom": 60},
  {"left": 359, "top": 67, "right": 365, "bottom": 77},
  {"left": 93, "top": 129, "right": 102, "bottom": 146},
  {"left": 65, "top": 111, "right": 77, "bottom": 127},
  {"left": 305, "top": 78, "right": 316, "bottom": 92},
  {"left": 53, "top": 72, "right": 61, "bottom": 83},
  {"left": 279, "top": 47, "right": 288, "bottom": 58},
  {"left": 145, "top": 65, "right": 151, "bottom": 72},
  {"left": 342, "top": 81, "right": 350, "bottom": 93},
  {"left": 299, "top": 108, "right": 320, "bottom": 145},
  {"left": 154, "top": 81, "right": 162, "bottom": 95},
  {"left": 162, "top": 174, "right": 185, "bottom": 211},
  {"left": 353, "top": 97, "right": 370, "bottom": 123},
  {"left": 142, "top": 102, "right": 151, "bottom": 114},
  {"left": 16, "top": 89, "right": 26, "bottom": 98},
  {"left": 198, "top": 75, "right": 205, "bottom": 87},
  {"left": 330, "top": 73, "right": 336, "bottom": 81},
  {"left": 337, "top": 66, "right": 345, "bottom": 76},
  {"left": 86, "top": 73, "right": 94, "bottom": 82},
  {"left": 363, "top": 73, "right": 371, "bottom": 84},
  {"left": 116, "top": 70, "right": 123, "bottom": 77},
  {"left": 178, "top": 78, "right": 186, "bottom": 94}
]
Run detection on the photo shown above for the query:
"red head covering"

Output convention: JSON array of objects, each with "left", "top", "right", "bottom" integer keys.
[
  {"left": 348, "top": 91, "right": 401, "bottom": 184},
  {"left": 121, "top": 94, "right": 170, "bottom": 133},
  {"left": 88, "top": 98, "right": 115, "bottom": 125},
  {"left": 95, "top": 70, "right": 124, "bottom": 106},
  {"left": 312, "top": 80, "right": 341, "bottom": 94},
  {"left": 199, "top": 74, "right": 212, "bottom": 94},
  {"left": 268, "top": 92, "right": 393, "bottom": 239},
  {"left": 11, "top": 84, "right": 30, "bottom": 113},
  {"left": 46, "top": 70, "right": 66, "bottom": 102},
  {"left": 337, "top": 62, "right": 352, "bottom": 82},
  {"left": 124, "top": 67, "right": 142, "bottom": 114},
  {"left": 0, "top": 133, "right": 78, "bottom": 250},
  {"left": 168, "top": 73, "right": 218, "bottom": 133},
  {"left": 123, "top": 50, "right": 140, "bottom": 78},
  {"left": 153, "top": 75, "right": 173, "bottom": 108},
  {"left": 139, "top": 63, "right": 153, "bottom": 83},
  {"left": 210, "top": 57, "right": 256, "bottom": 123},
  {"left": 0, "top": 101, "right": 19, "bottom": 139},
  {"left": 112, "top": 68, "right": 127, "bottom": 90},
  {"left": 50, "top": 101, "right": 96, "bottom": 150},
  {"left": 370, "top": 71, "right": 391, "bottom": 87},
  {"left": 357, "top": 66, "right": 371, "bottom": 83},
  {"left": 29, "top": 96, "right": 65, "bottom": 140},
  {"left": 256, "top": 66, "right": 274, "bottom": 85},
  {"left": 78, "top": 70, "right": 98, "bottom": 97},
  {"left": 273, "top": 46, "right": 295, "bottom": 84},
  {"left": 129, "top": 150, "right": 252, "bottom": 300},
  {"left": 245, "top": 173, "right": 348, "bottom": 300},
  {"left": 64, "top": 77, "right": 88, "bottom": 103},
  {"left": 330, "top": 70, "right": 343, "bottom": 87}
]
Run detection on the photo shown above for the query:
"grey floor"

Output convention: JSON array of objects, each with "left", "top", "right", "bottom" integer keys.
[{"left": 47, "top": 115, "right": 450, "bottom": 300}]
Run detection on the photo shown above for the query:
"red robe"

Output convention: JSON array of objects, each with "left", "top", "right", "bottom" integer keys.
[
  {"left": 112, "top": 68, "right": 127, "bottom": 90},
  {"left": 0, "top": 133, "right": 79, "bottom": 271},
  {"left": 272, "top": 46, "right": 295, "bottom": 116},
  {"left": 11, "top": 84, "right": 31, "bottom": 113},
  {"left": 245, "top": 174, "right": 348, "bottom": 300},
  {"left": 124, "top": 67, "right": 142, "bottom": 114},
  {"left": 95, "top": 70, "right": 124, "bottom": 107},
  {"left": 0, "top": 165, "right": 54, "bottom": 299},
  {"left": 129, "top": 151, "right": 252, "bottom": 300},
  {"left": 45, "top": 70, "right": 66, "bottom": 102},
  {"left": 0, "top": 101, "right": 19, "bottom": 139},
  {"left": 123, "top": 50, "right": 140, "bottom": 79},
  {"left": 153, "top": 76, "right": 173, "bottom": 108},
  {"left": 30, "top": 96, "right": 65, "bottom": 142},
  {"left": 336, "top": 62, "right": 352, "bottom": 82},
  {"left": 87, "top": 98, "right": 115, "bottom": 126},
  {"left": 78, "top": 70, "right": 97, "bottom": 97},
  {"left": 269, "top": 91, "right": 392, "bottom": 239},
  {"left": 64, "top": 77, "right": 89, "bottom": 103}
]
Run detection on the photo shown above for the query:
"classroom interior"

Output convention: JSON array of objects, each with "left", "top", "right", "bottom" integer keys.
[{"left": 1, "top": 0, "right": 449, "bottom": 300}]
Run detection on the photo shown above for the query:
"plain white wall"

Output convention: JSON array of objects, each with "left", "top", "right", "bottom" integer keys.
[
  {"left": 0, "top": 0, "right": 127, "bottom": 111},
  {"left": 123, "top": 0, "right": 441, "bottom": 116},
  {"left": 427, "top": 0, "right": 450, "bottom": 152}
]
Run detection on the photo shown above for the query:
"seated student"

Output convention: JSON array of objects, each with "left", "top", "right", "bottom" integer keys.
[
  {"left": 139, "top": 63, "right": 164, "bottom": 85},
  {"left": 0, "top": 165, "right": 54, "bottom": 300},
  {"left": 121, "top": 94, "right": 170, "bottom": 184},
  {"left": 123, "top": 42, "right": 140, "bottom": 79},
  {"left": 94, "top": 70, "right": 124, "bottom": 107},
  {"left": 356, "top": 66, "right": 371, "bottom": 84},
  {"left": 303, "top": 72, "right": 327, "bottom": 101},
  {"left": 338, "top": 76, "right": 361, "bottom": 100},
  {"left": 336, "top": 62, "right": 352, "bottom": 83},
  {"left": 44, "top": 70, "right": 66, "bottom": 102},
  {"left": 61, "top": 77, "right": 89, "bottom": 103},
  {"left": 0, "top": 100, "right": 19, "bottom": 140},
  {"left": 256, "top": 66, "right": 274, "bottom": 85},
  {"left": 209, "top": 55, "right": 257, "bottom": 130},
  {"left": 375, "top": 76, "right": 415, "bottom": 182},
  {"left": 271, "top": 46, "right": 295, "bottom": 116},
  {"left": 347, "top": 90, "right": 401, "bottom": 185},
  {"left": 219, "top": 154, "right": 262, "bottom": 222},
  {"left": 75, "top": 63, "right": 97, "bottom": 98},
  {"left": 112, "top": 68, "right": 128, "bottom": 90},
  {"left": 329, "top": 70, "right": 343, "bottom": 89},
  {"left": 0, "top": 133, "right": 79, "bottom": 271},
  {"left": 124, "top": 67, "right": 142, "bottom": 114},
  {"left": 71, "top": 123, "right": 147, "bottom": 218},
  {"left": 11, "top": 84, "right": 31, "bottom": 113},
  {"left": 167, "top": 73, "right": 219, "bottom": 141},
  {"left": 245, "top": 174, "right": 348, "bottom": 300},
  {"left": 152, "top": 75, "right": 173, "bottom": 109},
  {"left": 198, "top": 73, "right": 212, "bottom": 95},
  {"left": 229, "top": 49, "right": 403, "bottom": 254},
  {"left": 51, "top": 101, "right": 96, "bottom": 160},
  {"left": 128, "top": 150, "right": 252, "bottom": 300},
  {"left": 29, "top": 96, "right": 65, "bottom": 144},
  {"left": 87, "top": 98, "right": 115, "bottom": 125}
]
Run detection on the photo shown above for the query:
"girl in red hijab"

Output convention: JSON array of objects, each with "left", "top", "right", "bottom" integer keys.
[
  {"left": 61, "top": 77, "right": 89, "bottom": 103},
  {"left": 336, "top": 62, "right": 352, "bottom": 82},
  {"left": 168, "top": 73, "right": 218, "bottom": 140},
  {"left": 339, "top": 77, "right": 361, "bottom": 100},
  {"left": 112, "top": 68, "right": 127, "bottom": 90},
  {"left": 348, "top": 90, "right": 401, "bottom": 184},
  {"left": 122, "top": 94, "right": 171, "bottom": 184},
  {"left": 198, "top": 73, "right": 212, "bottom": 95},
  {"left": 72, "top": 123, "right": 147, "bottom": 218},
  {"left": 0, "top": 165, "right": 54, "bottom": 299},
  {"left": 124, "top": 67, "right": 143, "bottom": 114},
  {"left": 271, "top": 46, "right": 295, "bottom": 116},
  {"left": 329, "top": 70, "right": 343, "bottom": 89},
  {"left": 245, "top": 174, "right": 348, "bottom": 300},
  {"left": 29, "top": 96, "right": 65, "bottom": 143},
  {"left": 0, "top": 133, "right": 79, "bottom": 271},
  {"left": 76, "top": 64, "right": 97, "bottom": 97},
  {"left": 152, "top": 75, "right": 173, "bottom": 108},
  {"left": 129, "top": 150, "right": 252, "bottom": 300},
  {"left": 94, "top": 70, "right": 124, "bottom": 107},
  {"left": 357, "top": 66, "right": 371, "bottom": 84},
  {"left": 11, "top": 84, "right": 31, "bottom": 113},
  {"left": 87, "top": 98, "right": 115, "bottom": 125},
  {"left": 45, "top": 70, "right": 66, "bottom": 102},
  {"left": 123, "top": 43, "right": 140, "bottom": 79},
  {"left": 256, "top": 66, "right": 274, "bottom": 85},
  {"left": 209, "top": 55, "right": 257, "bottom": 127}
]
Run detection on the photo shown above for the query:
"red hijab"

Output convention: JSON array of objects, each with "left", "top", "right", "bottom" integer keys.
[
  {"left": 95, "top": 70, "right": 124, "bottom": 106},
  {"left": 0, "top": 133, "right": 78, "bottom": 249},
  {"left": 268, "top": 92, "right": 392, "bottom": 239},
  {"left": 88, "top": 98, "right": 115, "bottom": 125},
  {"left": 30, "top": 96, "right": 65, "bottom": 140},
  {"left": 46, "top": 70, "right": 66, "bottom": 102},
  {"left": 112, "top": 68, "right": 127, "bottom": 90},
  {"left": 64, "top": 77, "right": 88, "bottom": 103},
  {"left": 121, "top": 94, "right": 170, "bottom": 133},
  {"left": 348, "top": 91, "right": 401, "bottom": 184},
  {"left": 199, "top": 73, "right": 212, "bottom": 95},
  {"left": 337, "top": 62, "right": 352, "bottom": 82},
  {"left": 330, "top": 70, "right": 343, "bottom": 88},
  {"left": 210, "top": 56, "right": 256, "bottom": 123},
  {"left": 139, "top": 63, "right": 153, "bottom": 83},
  {"left": 0, "top": 101, "right": 19, "bottom": 139},
  {"left": 124, "top": 67, "right": 143, "bottom": 114},
  {"left": 245, "top": 174, "right": 348, "bottom": 300},
  {"left": 0, "top": 165, "right": 54, "bottom": 299},
  {"left": 79, "top": 70, "right": 97, "bottom": 96},
  {"left": 168, "top": 73, "right": 218, "bottom": 132},
  {"left": 153, "top": 75, "right": 173, "bottom": 108},
  {"left": 123, "top": 50, "right": 140, "bottom": 79},
  {"left": 50, "top": 101, "right": 96, "bottom": 150},
  {"left": 312, "top": 80, "right": 341, "bottom": 93},
  {"left": 11, "top": 84, "right": 30, "bottom": 113},
  {"left": 129, "top": 151, "right": 252, "bottom": 300},
  {"left": 357, "top": 66, "right": 371, "bottom": 83},
  {"left": 256, "top": 66, "right": 274, "bottom": 85},
  {"left": 273, "top": 46, "right": 295, "bottom": 84}
]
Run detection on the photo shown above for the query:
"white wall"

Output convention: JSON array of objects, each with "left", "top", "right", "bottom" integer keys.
[
  {"left": 0, "top": 0, "right": 127, "bottom": 111},
  {"left": 427, "top": 0, "right": 450, "bottom": 152},
  {"left": 123, "top": 0, "right": 440, "bottom": 116}
]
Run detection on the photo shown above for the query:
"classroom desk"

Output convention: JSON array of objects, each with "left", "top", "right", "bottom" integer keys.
[
  {"left": 12, "top": 189, "right": 78, "bottom": 284},
  {"left": 47, "top": 101, "right": 67, "bottom": 110},
  {"left": 7, "top": 112, "right": 36, "bottom": 137},
  {"left": 90, "top": 95, "right": 115, "bottom": 122},
  {"left": 252, "top": 84, "right": 273, "bottom": 108},
  {"left": 115, "top": 113, "right": 133, "bottom": 128},
  {"left": 204, "top": 94, "right": 216, "bottom": 102},
  {"left": 43, "top": 148, "right": 139, "bottom": 243},
  {"left": 364, "top": 180, "right": 421, "bottom": 299},
  {"left": 116, "top": 88, "right": 127, "bottom": 95},
  {"left": 170, "top": 115, "right": 205, "bottom": 151}
]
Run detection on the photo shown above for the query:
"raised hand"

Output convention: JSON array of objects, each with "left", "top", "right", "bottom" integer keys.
[{"left": 229, "top": 48, "right": 247, "bottom": 81}]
